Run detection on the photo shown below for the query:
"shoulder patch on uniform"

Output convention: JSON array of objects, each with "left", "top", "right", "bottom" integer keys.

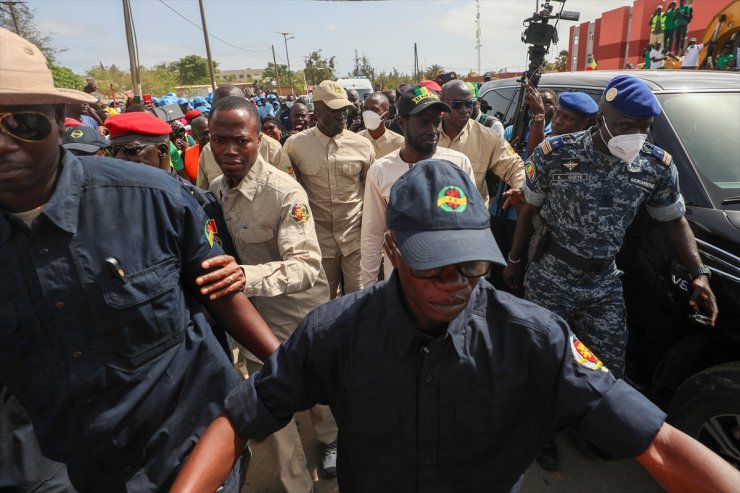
[
  {"left": 525, "top": 160, "right": 536, "bottom": 181},
  {"left": 541, "top": 136, "right": 565, "bottom": 155},
  {"left": 204, "top": 219, "right": 218, "bottom": 248},
  {"left": 569, "top": 335, "right": 609, "bottom": 373},
  {"left": 290, "top": 204, "right": 310, "bottom": 223}
]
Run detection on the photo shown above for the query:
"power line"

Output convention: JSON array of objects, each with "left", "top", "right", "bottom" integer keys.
[{"left": 156, "top": 0, "right": 270, "bottom": 54}]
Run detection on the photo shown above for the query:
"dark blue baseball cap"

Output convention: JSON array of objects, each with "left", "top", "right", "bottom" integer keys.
[
  {"left": 387, "top": 159, "right": 505, "bottom": 270},
  {"left": 602, "top": 75, "right": 661, "bottom": 118},
  {"left": 559, "top": 92, "right": 599, "bottom": 117}
]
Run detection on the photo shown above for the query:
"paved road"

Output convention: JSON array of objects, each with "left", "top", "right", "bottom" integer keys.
[{"left": 243, "top": 410, "right": 663, "bottom": 493}]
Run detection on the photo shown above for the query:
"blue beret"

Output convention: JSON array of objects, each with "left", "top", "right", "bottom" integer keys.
[
  {"left": 558, "top": 92, "right": 599, "bottom": 117},
  {"left": 193, "top": 96, "right": 206, "bottom": 104},
  {"left": 603, "top": 75, "right": 660, "bottom": 118}
]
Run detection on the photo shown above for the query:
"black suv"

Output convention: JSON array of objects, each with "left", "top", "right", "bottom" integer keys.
[{"left": 480, "top": 70, "right": 740, "bottom": 468}]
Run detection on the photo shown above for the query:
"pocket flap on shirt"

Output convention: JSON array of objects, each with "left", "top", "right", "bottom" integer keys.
[
  {"left": 298, "top": 162, "right": 320, "bottom": 176},
  {"left": 102, "top": 257, "right": 179, "bottom": 309},
  {"left": 238, "top": 227, "right": 275, "bottom": 244},
  {"left": 342, "top": 162, "right": 362, "bottom": 176}
]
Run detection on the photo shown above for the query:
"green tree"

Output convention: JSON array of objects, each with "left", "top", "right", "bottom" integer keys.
[
  {"left": 51, "top": 64, "right": 84, "bottom": 89},
  {"left": 86, "top": 64, "right": 131, "bottom": 95},
  {"left": 262, "top": 62, "right": 293, "bottom": 88},
  {"left": 374, "top": 69, "right": 415, "bottom": 91},
  {"left": 424, "top": 64, "right": 445, "bottom": 80},
  {"left": 349, "top": 50, "right": 375, "bottom": 83},
  {"left": 545, "top": 50, "right": 569, "bottom": 72},
  {"left": 0, "top": 2, "right": 60, "bottom": 62},
  {"left": 304, "top": 50, "right": 336, "bottom": 86},
  {"left": 169, "top": 55, "right": 218, "bottom": 85},
  {"left": 140, "top": 63, "right": 179, "bottom": 96}
]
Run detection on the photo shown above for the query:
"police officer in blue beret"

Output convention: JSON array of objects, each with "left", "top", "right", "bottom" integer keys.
[{"left": 504, "top": 72, "right": 718, "bottom": 395}]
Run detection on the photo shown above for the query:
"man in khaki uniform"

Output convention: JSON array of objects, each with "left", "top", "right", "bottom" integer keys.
[
  {"left": 438, "top": 80, "right": 525, "bottom": 204},
  {"left": 208, "top": 96, "right": 337, "bottom": 491},
  {"left": 284, "top": 80, "right": 376, "bottom": 298},
  {"left": 196, "top": 85, "right": 292, "bottom": 189},
  {"left": 357, "top": 92, "right": 404, "bottom": 158}
]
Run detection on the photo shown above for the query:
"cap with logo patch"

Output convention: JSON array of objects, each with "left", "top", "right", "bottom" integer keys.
[
  {"left": 387, "top": 159, "right": 505, "bottom": 270},
  {"left": 312, "top": 80, "right": 353, "bottom": 110},
  {"left": 62, "top": 126, "right": 109, "bottom": 153},
  {"left": 397, "top": 85, "right": 452, "bottom": 118}
]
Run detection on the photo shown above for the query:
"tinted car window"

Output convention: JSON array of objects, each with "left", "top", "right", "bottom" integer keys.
[
  {"left": 481, "top": 86, "right": 520, "bottom": 123},
  {"left": 657, "top": 92, "right": 740, "bottom": 211}
]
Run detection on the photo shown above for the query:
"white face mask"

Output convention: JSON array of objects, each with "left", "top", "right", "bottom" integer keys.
[
  {"left": 362, "top": 110, "right": 385, "bottom": 131},
  {"left": 599, "top": 116, "right": 647, "bottom": 164},
  {"left": 286, "top": 101, "right": 294, "bottom": 109}
]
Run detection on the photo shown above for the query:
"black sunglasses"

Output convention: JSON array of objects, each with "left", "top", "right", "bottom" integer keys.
[
  {"left": 447, "top": 100, "right": 476, "bottom": 111},
  {"left": 109, "top": 143, "right": 158, "bottom": 157},
  {"left": 385, "top": 232, "right": 490, "bottom": 279},
  {"left": 0, "top": 111, "right": 54, "bottom": 142}
]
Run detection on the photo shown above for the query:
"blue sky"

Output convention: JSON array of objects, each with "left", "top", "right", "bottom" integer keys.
[{"left": 32, "top": 0, "right": 632, "bottom": 77}]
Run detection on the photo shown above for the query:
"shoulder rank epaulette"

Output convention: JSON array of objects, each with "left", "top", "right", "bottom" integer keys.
[
  {"left": 541, "top": 135, "right": 565, "bottom": 155},
  {"left": 641, "top": 142, "right": 672, "bottom": 166}
]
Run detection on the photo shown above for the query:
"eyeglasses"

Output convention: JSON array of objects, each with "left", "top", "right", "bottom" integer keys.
[
  {"left": 447, "top": 100, "right": 476, "bottom": 111},
  {"left": 385, "top": 232, "right": 491, "bottom": 279},
  {"left": 0, "top": 111, "right": 53, "bottom": 142},
  {"left": 109, "top": 143, "right": 157, "bottom": 157}
]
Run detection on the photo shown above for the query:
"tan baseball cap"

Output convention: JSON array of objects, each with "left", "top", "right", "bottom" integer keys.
[
  {"left": 0, "top": 27, "right": 96, "bottom": 106},
  {"left": 312, "top": 80, "right": 353, "bottom": 110}
]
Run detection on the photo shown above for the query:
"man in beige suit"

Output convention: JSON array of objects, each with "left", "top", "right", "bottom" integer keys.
[{"left": 208, "top": 96, "right": 337, "bottom": 491}]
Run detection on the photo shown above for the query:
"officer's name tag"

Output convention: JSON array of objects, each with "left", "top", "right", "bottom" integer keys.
[
  {"left": 629, "top": 177, "right": 656, "bottom": 191},
  {"left": 553, "top": 173, "right": 589, "bottom": 182}
]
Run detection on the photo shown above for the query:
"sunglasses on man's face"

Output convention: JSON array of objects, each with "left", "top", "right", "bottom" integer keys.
[
  {"left": 0, "top": 111, "right": 54, "bottom": 142},
  {"left": 109, "top": 143, "right": 158, "bottom": 157},
  {"left": 447, "top": 100, "right": 476, "bottom": 111}
]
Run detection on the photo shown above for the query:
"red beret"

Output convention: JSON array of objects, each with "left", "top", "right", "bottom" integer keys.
[
  {"left": 64, "top": 117, "right": 83, "bottom": 128},
  {"left": 105, "top": 112, "right": 172, "bottom": 137},
  {"left": 184, "top": 109, "right": 202, "bottom": 122},
  {"left": 419, "top": 80, "right": 442, "bottom": 93}
]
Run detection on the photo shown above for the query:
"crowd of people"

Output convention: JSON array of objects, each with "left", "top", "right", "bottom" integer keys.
[
  {"left": 1, "top": 24, "right": 738, "bottom": 493},
  {"left": 640, "top": 0, "right": 737, "bottom": 70}
]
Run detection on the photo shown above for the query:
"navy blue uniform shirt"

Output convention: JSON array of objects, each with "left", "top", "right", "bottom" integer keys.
[
  {"left": 225, "top": 272, "right": 666, "bottom": 493},
  {"left": 0, "top": 150, "right": 240, "bottom": 492}
]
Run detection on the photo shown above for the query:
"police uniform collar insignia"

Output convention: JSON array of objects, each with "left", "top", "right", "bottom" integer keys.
[
  {"left": 290, "top": 203, "right": 310, "bottom": 223},
  {"left": 437, "top": 185, "right": 468, "bottom": 212},
  {"left": 561, "top": 158, "right": 580, "bottom": 171}
]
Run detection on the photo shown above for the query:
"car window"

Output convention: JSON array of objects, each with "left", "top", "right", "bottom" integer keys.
[
  {"left": 657, "top": 92, "right": 740, "bottom": 210},
  {"left": 481, "top": 86, "right": 520, "bottom": 124}
]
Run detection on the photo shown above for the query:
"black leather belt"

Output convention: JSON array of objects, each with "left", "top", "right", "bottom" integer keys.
[{"left": 544, "top": 241, "right": 613, "bottom": 273}]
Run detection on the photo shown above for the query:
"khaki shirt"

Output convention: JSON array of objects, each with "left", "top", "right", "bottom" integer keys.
[
  {"left": 438, "top": 119, "right": 525, "bottom": 204},
  {"left": 283, "top": 127, "right": 376, "bottom": 258},
  {"left": 196, "top": 134, "right": 292, "bottom": 189},
  {"left": 361, "top": 147, "right": 475, "bottom": 287},
  {"left": 209, "top": 155, "right": 329, "bottom": 344},
  {"left": 357, "top": 128, "right": 405, "bottom": 159}
]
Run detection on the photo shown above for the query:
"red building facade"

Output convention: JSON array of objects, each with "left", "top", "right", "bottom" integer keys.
[{"left": 568, "top": 0, "right": 730, "bottom": 70}]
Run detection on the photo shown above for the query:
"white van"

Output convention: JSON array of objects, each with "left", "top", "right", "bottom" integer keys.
[{"left": 336, "top": 78, "right": 374, "bottom": 100}]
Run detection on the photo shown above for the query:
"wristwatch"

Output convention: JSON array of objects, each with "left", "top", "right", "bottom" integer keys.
[
  {"left": 689, "top": 266, "right": 712, "bottom": 280},
  {"left": 532, "top": 114, "right": 545, "bottom": 122}
]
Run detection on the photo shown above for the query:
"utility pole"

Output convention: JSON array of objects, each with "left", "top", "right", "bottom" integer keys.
[
  {"left": 198, "top": 0, "right": 217, "bottom": 91},
  {"left": 276, "top": 32, "right": 295, "bottom": 95},
  {"left": 475, "top": 0, "right": 482, "bottom": 75},
  {"left": 0, "top": 1, "right": 23, "bottom": 34},
  {"left": 271, "top": 45, "right": 282, "bottom": 96},
  {"left": 413, "top": 43, "right": 419, "bottom": 81},
  {"left": 121, "top": 0, "right": 141, "bottom": 98}
]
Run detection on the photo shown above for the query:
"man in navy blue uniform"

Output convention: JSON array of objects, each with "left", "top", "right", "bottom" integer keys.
[
  {"left": 173, "top": 159, "right": 738, "bottom": 493},
  {"left": 0, "top": 28, "right": 279, "bottom": 492}
]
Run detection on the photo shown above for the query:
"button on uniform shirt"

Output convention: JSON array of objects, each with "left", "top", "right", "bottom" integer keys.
[
  {"left": 523, "top": 130, "right": 685, "bottom": 260},
  {"left": 210, "top": 155, "right": 329, "bottom": 347},
  {"left": 283, "top": 127, "right": 376, "bottom": 259},
  {"left": 224, "top": 273, "right": 667, "bottom": 493},
  {"left": 360, "top": 147, "right": 475, "bottom": 287},
  {"left": 357, "top": 127, "right": 405, "bottom": 159},
  {"left": 197, "top": 134, "right": 292, "bottom": 189},
  {"left": 438, "top": 119, "right": 525, "bottom": 205},
  {"left": 0, "top": 152, "right": 240, "bottom": 491}
]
